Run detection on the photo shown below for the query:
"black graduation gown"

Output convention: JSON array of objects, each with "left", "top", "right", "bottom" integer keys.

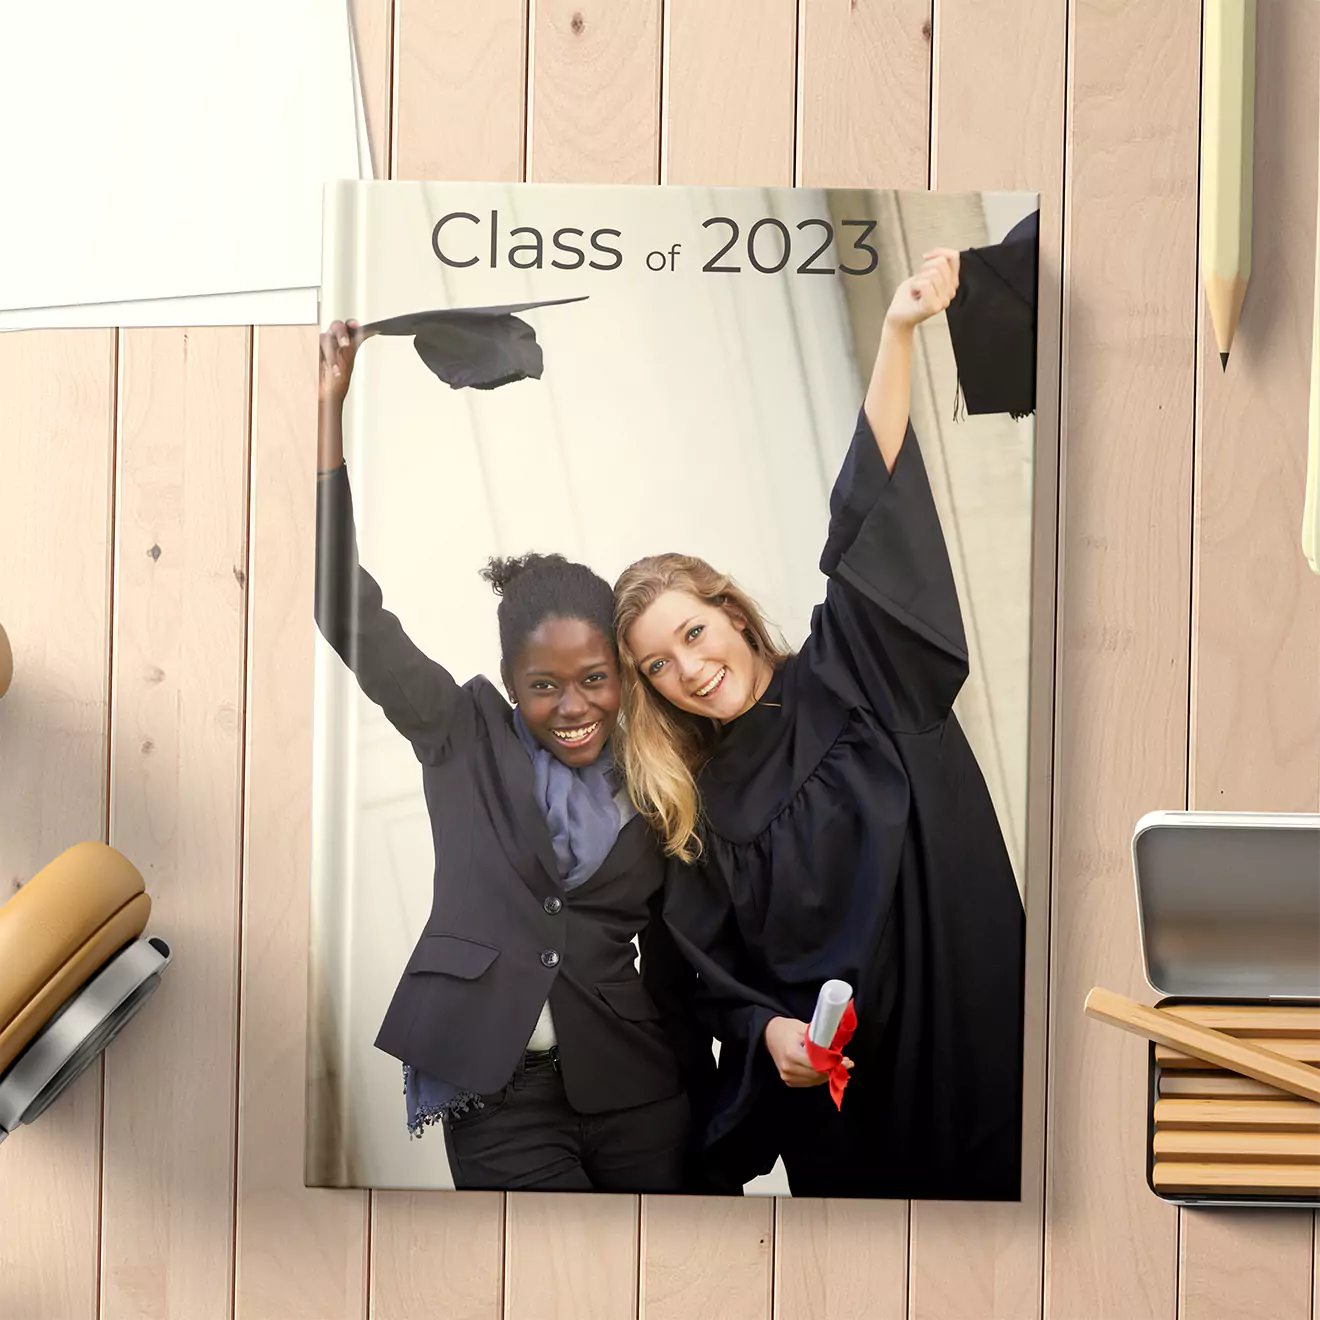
[{"left": 663, "top": 408, "right": 1026, "bottom": 1200}]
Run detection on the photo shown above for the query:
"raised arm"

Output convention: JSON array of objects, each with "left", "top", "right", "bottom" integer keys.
[
  {"left": 315, "top": 320, "right": 465, "bottom": 763},
  {"left": 863, "top": 249, "right": 960, "bottom": 473}
]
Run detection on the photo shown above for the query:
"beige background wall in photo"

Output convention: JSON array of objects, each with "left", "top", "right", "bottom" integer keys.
[{"left": 0, "top": 0, "right": 1317, "bottom": 1318}]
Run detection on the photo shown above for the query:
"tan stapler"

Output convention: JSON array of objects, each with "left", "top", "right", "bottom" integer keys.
[{"left": 0, "top": 843, "right": 172, "bottom": 1144}]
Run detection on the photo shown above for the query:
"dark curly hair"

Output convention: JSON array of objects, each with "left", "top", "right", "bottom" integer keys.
[{"left": 479, "top": 552, "right": 617, "bottom": 689}]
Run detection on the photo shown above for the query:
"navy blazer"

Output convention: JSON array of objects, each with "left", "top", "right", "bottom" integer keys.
[{"left": 314, "top": 467, "right": 706, "bottom": 1116}]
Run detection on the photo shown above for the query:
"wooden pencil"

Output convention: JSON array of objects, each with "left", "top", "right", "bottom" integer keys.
[
  {"left": 1154, "top": 1098, "right": 1320, "bottom": 1131},
  {"left": 1306, "top": 70, "right": 1320, "bottom": 576},
  {"left": 1156, "top": 1038, "right": 1320, "bottom": 1068},
  {"left": 1161, "top": 1004, "right": 1320, "bottom": 1036},
  {"left": 1200, "top": 0, "right": 1257, "bottom": 368},
  {"left": 1154, "top": 1129, "right": 1320, "bottom": 1161},
  {"left": 1152, "top": 1161, "right": 1320, "bottom": 1195},
  {"left": 1159, "top": 1072, "right": 1293, "bottom": 1100},
  {"left": 1083, "top": 987, "right": 1320, "bottom": 1103}
]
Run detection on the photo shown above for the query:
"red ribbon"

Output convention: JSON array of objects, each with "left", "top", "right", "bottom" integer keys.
[{"left": 802, "top": 999, "right": 857, "bottom": 1111}]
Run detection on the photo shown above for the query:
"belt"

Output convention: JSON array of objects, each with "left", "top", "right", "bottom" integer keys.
[{"left": 521, "top": 1045, "right": 561, "bottom": 1073}]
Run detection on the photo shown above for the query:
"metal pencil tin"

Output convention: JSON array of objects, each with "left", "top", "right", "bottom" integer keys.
[{"left": 1132, "top": 811, "right": 1320, "bottom": 1209}]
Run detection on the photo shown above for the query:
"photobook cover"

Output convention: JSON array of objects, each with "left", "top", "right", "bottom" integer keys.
[{"left": 308, "top": 180, "right": 1039, "bottom": 1197}]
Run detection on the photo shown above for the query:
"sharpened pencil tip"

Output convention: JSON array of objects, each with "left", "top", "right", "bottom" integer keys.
[{"left": 1220, "top": 352, "right": 1229, "bottom": 372}]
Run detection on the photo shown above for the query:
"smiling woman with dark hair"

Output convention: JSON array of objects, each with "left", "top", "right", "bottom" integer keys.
[{"left": 312, "top": 319, "right": 708, "bottom": 1193}]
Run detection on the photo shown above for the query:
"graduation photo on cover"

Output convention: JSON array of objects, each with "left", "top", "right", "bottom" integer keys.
[{"left": 307, "top": 180, "right": 1040, "bottom": 1199}]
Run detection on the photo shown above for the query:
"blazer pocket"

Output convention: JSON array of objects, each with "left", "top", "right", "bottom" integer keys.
[
  {"left": 596, "top": 978, "right": 661, "bottom": 1022},
  {"left": 406, "top": 933, "right": 500, "bottom": 980}
]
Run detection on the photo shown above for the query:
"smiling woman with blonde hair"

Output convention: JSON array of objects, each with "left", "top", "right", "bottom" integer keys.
[{"left": 613, "top": 249, "right": 1027, "bottom": 1200}]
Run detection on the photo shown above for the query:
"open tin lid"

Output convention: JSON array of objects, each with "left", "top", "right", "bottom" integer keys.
[{"left": 1132, "top": 811, "right": 1320, "bottom": 999}]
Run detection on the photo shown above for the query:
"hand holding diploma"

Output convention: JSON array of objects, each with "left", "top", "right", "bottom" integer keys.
[
  {"left": 763, "top": 980, "right": 857, "bottom": 1104},
  {"left": 803, "top": 980, "right": 858, "bottom": 1110}
]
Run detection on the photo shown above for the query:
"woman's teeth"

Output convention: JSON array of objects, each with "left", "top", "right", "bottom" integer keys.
[
  {"left": 553, "top": 721, "right": 600, "bottom": 744},
  {"left": 694, "top": 667, "right": 727, "bottom": 698}
]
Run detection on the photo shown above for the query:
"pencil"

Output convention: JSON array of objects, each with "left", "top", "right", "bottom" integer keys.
[
  {"left": 1157, "top": 1038, "right": 1320, "bottom": 1068},
  {"left": 1159, "top": 1073, "right": 1294, "bottom": 1101},
  {"left": 1161, "top": 1004, "right": 1320, "bottom": 1036},
  {"left": 1152, "top": 1161, "right": 1320, "bottom": 1195},
  {"left": 1082, "top": 987, "right": 1320, "bottom": 1103},
  {"left": 1306, "top": 93, "right": 1320, "bottom": 574},
  {"left": 1154, "top": 1098, "right": 1320, "bottom": 1131},
  {"left": 1154, "top": 1129, "right": 1320, "bottom": 1162},
  {"left": 1200, "top": 0, "right": 1257, "bottom": 369}
]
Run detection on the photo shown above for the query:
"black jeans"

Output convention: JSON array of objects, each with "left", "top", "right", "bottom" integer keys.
[{"left": 442, "top": 1049, "right": 691, "bottom": 1192}]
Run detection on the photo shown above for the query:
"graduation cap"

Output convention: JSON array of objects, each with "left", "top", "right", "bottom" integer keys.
[
  {"left": 359, "top": 296, "right": 588, "bottom": 391},
  {"left": 944, "top": 210, "right": 1039, "bottom": 420}
]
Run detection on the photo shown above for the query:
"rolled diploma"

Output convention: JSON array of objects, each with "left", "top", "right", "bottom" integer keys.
[{"left": 808, "top": 979, "right": 853, "bottom": 1047}]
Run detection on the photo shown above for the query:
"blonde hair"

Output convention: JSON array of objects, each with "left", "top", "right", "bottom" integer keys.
[{"left": 613, "top": 554, "right": 790, "bottom": 862}]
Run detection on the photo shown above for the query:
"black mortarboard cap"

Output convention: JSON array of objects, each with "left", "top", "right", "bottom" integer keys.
[
  {"left": 360, "top": 295, "right": 588, "bottom": 391},
  {"left": 944, "top": 210, "right": 1039, "bottom": 419}
]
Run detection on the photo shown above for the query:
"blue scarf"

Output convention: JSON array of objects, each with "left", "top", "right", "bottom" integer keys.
[
  {"left": 511, "top": 707, "right": 626, "bottom": 889},
  {"left": 405, "top": 708, "right": 629, "bottom": 1136}
]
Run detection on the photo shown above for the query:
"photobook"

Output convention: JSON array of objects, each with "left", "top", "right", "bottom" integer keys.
[{"left": 307, "top": 180, "right": 1039, "bottom": 1197}]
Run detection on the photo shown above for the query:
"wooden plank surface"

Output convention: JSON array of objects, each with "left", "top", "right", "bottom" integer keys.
[
  {"left": 507, "top": 1194, "right": 640, "bottom": 1319},
  {"left": 797, "top": 0, "right": 931, "bottom": 188},
  {"left": 1181, "top": 2, "right": 1320, "bottom": 1317},
  {"left": 370, "top": 1193, "right": 503, "bottom": 1320},
  {"left": 662, "top": 0, "right": 795, "bottom": 187},
  {"left": 393, "top": 0, "right": 527, "bottom": 181},
  {"left": 528, "top": 0, "right": 661, "bottom": 184},
  {"left": 911, "top": 0, "right": 1066, "bottom": 1313},
  {"left": 233, "top": 327, "right": 370, "bottom": 1320},
  {"left": 100, "top": 328, "right": 250, "bottom": 1320},
  {"left": 1044, "top": 2, "right": 1202, "bottom": 1318},
  {"left": 10, "top": 6, "right": 1320, "bottom": 1320},
  {"left": 0, "top": 330, "right": 116, "bottom": 1320}
]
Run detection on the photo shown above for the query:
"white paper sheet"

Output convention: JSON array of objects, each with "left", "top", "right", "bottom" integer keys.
[
  {"left": 808, "top": 980, "right": 853, "bottom": 1047},
  {"left": 0, "top": 0, "right": 360, "bottom": 311},
  {"left": 0, "top": 5, "right": 371, "bottom": 331}
]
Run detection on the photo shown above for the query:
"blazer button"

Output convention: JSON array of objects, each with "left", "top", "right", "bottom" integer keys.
[
  {"left": 540, "top": 949, "right": 560, "bottom": 968},
  {"left": 544, "top": 896, "right": 562, "bottom": 914}
]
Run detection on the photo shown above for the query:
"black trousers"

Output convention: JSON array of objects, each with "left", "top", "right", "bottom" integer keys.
[{"left": 442, "top": 1049, "right": 692, "bottom": 1192}]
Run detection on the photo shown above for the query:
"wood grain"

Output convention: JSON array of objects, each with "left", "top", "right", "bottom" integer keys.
[
  {"left": 13, "top": 5, "right": 1320, "bottom": 1320},
  {"left": 350, "top": 0, "right": 393, "bottom": 177},
  {"left": 507, "top": 1194, "right": 639, "bottom": 1319},
  {"left": 1045, "top": 2, "right": 1201, "bottom": 1318},
  {"left": 662, "top": 0, "right": 795, "bottom": 186},
  {"left": 775, "top": 1200, "right": 905, "bottom": 1320},
  {"left": 370, "top": 1192, "right": 502, "bottom": 1320},
  {"left": 98, "top": 329, "right": 249, "bottom": 1320},
  {"left": 393, "top": 0, "right": 527, "bottom": 181},
  {"left": 797, "top": 0, "right": 931, "bottom": 188},
  {"left": 232, "top": 327, "right": 371, "bottom": 1320},
  {"left": 641, "top": 1196, "right": 773, "bottom": 1320},
  {"left": 1182, "top": 2, "right": 1320, "bottom": 1315},
  {"left": 1160, "top": 1073, "right": 1295, "bottom": 1101},
  {"left": 529, "top": 0, "right": 661, "bottom": 183},
  {"left": 1154, "top": 1129, "right": 1320, "bottom": 1161},
  {"left": 1155, "top": 1099, "right": 1320, "bottom": 1131},
  {"left": 0, "top": 330, "right": 116, "bottom": 1320},
  {"left": 1164, "top": 1005, "right": 1320, "bottom": 1036}
]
